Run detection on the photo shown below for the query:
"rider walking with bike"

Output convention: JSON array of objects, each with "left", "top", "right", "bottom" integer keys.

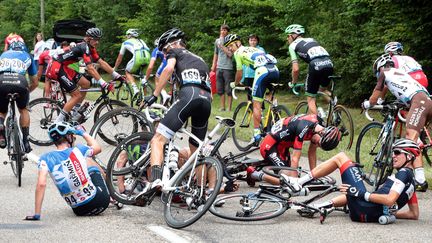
[
  {"left": 46, "top": 27, "right": 126, "bottom": 123},
  {"left": 285, "top": 138, "right": 419, "bottom": 223},
  {"left": 113, "top": 29, "right": 151, "bottom": 97},
  {"left": 362, "top": 53, "right": 432, "bottom": 191},
  {"left": 285, "top": 24, "right": 334, "bottom": 116},
  {"left": 25, "top": 122, "right": 110, "bottom": 220},
  {"left": 0, "top": 40, "right": 38, "bottom": 153},
  {"left": 224, "top": 34, "right": 279, "bottom": 143},
  {"left": 140, "top": 28, "right": 212, "bottom": 196}
]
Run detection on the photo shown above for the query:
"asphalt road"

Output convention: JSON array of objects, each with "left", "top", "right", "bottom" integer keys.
[{"left": 1, "top": 88, "right": 432, "bottom": 242}]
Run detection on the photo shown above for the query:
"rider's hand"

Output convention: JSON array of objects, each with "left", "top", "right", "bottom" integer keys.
[
  {"left": 230, "top": 82, "right": 236, "bottom": 89},
  {"left": 361, "top": 100, "right": 371, "bottom": 110},
  {"left": 342, "top": 184, "right": 371, "bottom": 201},
  {"left": 24, "top": 214, "right": 40, "bottom": 221},
  {"left": 141, "top": 77, "right": 148, "bottom": 85},
  {"left": 144, "top": 95, "right": 157, "bottom": 107},
  {"left": 288, "top": 82, "right": 294, "bottom": 88},
  {"left": 101, "top": 82, "right": 115, "bottom": 93},
  {"left": 71, "top": 125, "right": 86, "bottom": 136},
  {"left": 377, "top": 97, "right": 385, "bottom": 105}
]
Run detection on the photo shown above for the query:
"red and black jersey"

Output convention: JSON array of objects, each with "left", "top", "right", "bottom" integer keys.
[
  {"left": 54, "top": 42, "right": 100, "bottom": 66},
  {"left": 262, "top": 114, "right": 319, "bottom": 151}
]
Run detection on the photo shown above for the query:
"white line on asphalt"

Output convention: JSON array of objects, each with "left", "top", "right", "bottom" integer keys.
[{"left": 147, "top": 225, "right": 190, "bottom": 243}]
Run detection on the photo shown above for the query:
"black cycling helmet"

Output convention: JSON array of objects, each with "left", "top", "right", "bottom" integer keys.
[
  {"left": 86, "top": 27, "right": 103, "bottom": 39},
  {"left": 48, "top": 122, "right": 75, "bottom": 142},
  {"left": 319, "top": 126, "right": 341, "bottom": 151},
  {"left": 223, "top": 34, "right": 241, "bottom": 47},
  {"left": 157, "top": 28, "right": 185, "bottom": 51}
]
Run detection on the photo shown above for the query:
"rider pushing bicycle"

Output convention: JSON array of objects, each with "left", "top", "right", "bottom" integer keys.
[
  {"left": 224, "top": 33, "right": 279, "bottom": 143},
  {"left": 362, "top": 53, "right": 432, "bottom": 192},
  {"left": 140, "top": 28, "right": 212, "bottom": 197},
  {"left": 0, "top": 40, "right": 38, "bottom": 153}
]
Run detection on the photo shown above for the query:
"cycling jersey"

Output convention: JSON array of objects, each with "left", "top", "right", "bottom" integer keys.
[
  {"left": 375, "top": 68, "right": 429, "bottom": 105},
  {"left": 54, "top": 42, "right": 99, "bottom": 66},
  {"left": 167, "top": 48, "right": 211, "bottom": 91},
  {"left": 150, "top": 47, "right": 167, "bottom": 76},
  {"left": 243, "top": 46, "right": 265, "bottom": 80},
  {"left": 340, "top": 161, "right": 416, "bottom": 222},
  {"left": 119, "top": 38, "right": 150, "bottom": 73},
  {"left": 38, "top": 144, "right": 99, "bottom": 208},
  {"left": 288, "top": 38, "right": 330, "bottom": 63},
  {"left": 260, "top": 114, "right": 319, "bottom": 165},
  {"left": 0, "top": 50, "right": 36, "bottom": 112},
  {"left": 392, "top": 55, "right": 428, "bottom": 88},
  {"left": 233, "top": 46, "right": 278, "bottom": 101}
]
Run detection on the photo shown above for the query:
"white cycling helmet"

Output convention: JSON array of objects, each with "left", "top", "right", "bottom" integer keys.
[
  {"left": 384, "top": 42, "right": 403, "bottom": 54},
  {"left": 126, "top": 29, "right": 139, "bottom": 37},
  {"left": 373, "top": 53, "right": 394, "bottom": 77}
]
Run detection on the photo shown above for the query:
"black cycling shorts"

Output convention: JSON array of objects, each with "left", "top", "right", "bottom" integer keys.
[
  {"left": 0, "top": 73, "right": 29, "bottom": 113},
  {"left": 46, "top": 61, "right": 82, "bottom": 93},
  {"left": 157, "top": 85, "right": 212, "bottom": 147},
  {"left": 305, "top": 57, "right": 334, "bottom": 97},
  {"left": 72, "top": 170, "right": 110, "bottom": 216},
  {"left": 340, "top": 161, "right": 384, "bottom": 222}
]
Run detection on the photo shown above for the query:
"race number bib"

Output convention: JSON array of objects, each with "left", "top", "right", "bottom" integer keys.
[
  {"left": 181, "top": 68, "right": 202, "bottom": 85},
  {"left": 0, "top": 58, "right": 27, "bottom": 73},
  {"left": 253, "top": 55, "right": 268, "bottom": 68},
  {"left": 63, "top": 182, "right": 97, "bottom": 207},
  {"left": 271, "top": 119, "right": 284, "bottom": 133},
  {"left": 307, "top": 46, "right": 329, "bottom": 59}
]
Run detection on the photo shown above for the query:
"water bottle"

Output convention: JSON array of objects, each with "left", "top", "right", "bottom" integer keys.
[
  {"left": 317, "top": 107, "right": 326, "bottom": 119},
  {"left": 378, "top": 215, "right": 396, "bottom": 225},
  {"left": 168, "top": 147, "right": 179, "bottom": 172}
]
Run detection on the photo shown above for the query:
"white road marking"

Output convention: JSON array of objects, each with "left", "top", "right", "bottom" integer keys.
[{"left": 147, "top": 225, "right": 190, "bottom": 243}]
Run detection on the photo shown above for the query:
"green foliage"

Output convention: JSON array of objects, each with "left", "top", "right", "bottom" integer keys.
[{"left": 1, "top": 0, "right": 430, "bottom": 106}]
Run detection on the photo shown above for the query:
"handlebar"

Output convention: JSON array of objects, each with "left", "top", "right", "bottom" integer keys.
[
  {"left": 231, "top": 86, "right": 251, "bottom": 100},
  {"left": 291, "top": 83, "right": 305, "bottom": 96},
  {"left": 363, "top": 103, "right": 406, "bottom": 123}
]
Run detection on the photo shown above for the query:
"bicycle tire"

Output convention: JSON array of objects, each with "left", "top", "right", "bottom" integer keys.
[
  {"left": 89, "top": 107, "right": 154, "bottom": 170},
  {"left": 209, "top": 193, "right": 287, "bottom": 221},
  {"left": 261, "top": 166, "right": 336, "bottom": 189},
  {"left": 356, "top": 122, "right": 392, "bottom": 190},
  {"left": 164, "top": 156, "right": 223, "bottom": 229},
  {"left": 232, "top": 102, "right": 254, "bottom": 151},
  {"left": 13, "top": 123, "right": 23, "bottom": 187},
  {"left": 28, "top": 97, "right": 63, "bottom": 146},
  {"left": 116, "top": 82, "right": 134, "bottom": 107},
  {"left": 328, "top": 105, "right": 354, "bottom": 150},
  {"left": 93, "top": 99, "right": 128, "bottom": 123},
  {"left": 294, "top": 101, "right": 309, "bottom": 115},
  {"left": 105, "top": 131, "right": 154, "bottom": 205},
  {"left": 420, "top": 123, "right": 432, "bottom": 166}
]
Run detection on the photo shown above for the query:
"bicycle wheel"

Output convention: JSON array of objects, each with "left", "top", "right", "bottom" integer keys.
[
  {"left": 356, "top": 122, "right": 392, "bottom": 190},
  {"left": 28, "top": 98, "right": 62, "bottom": 146},
  {"left": 164, "top": 156, "right": 223, "bottom": 229},
  {"left": 294, "top": 101, "right": 309, "bottom": 115},
  {"left": 261, "top": 166, "right": 336, "bottom": 189},
  {"left": 12, "top": 123, "right": 23, "bottom": 187},
  {"left": 93, "top": 99, "right": 128, "bottom": 123},
  {"left": 116, "top": 82, "right": 134, "bottom": 107},
  {"left": 420, "top": 123, "right": 432, "bottom": 166},
  {"left": 232, "top": 102, "right": 254, "bottom": 151},
  {"left": 90, "top": 107, "right": 154, "bottom": 170},
  {"left": 328, "top": 105, "right": 354, "bottom": 150},
  {"left": 105, "top": 131, "right": 153, "bottom": 205},
  {"left": 209, "top": 193, "right": 287, "bottom": 221}
]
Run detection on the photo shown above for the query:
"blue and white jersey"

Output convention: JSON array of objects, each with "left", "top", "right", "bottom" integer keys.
[
  {"left": 0, "top": 50, "right": 37, "bottom": 76},
  {"left": 38, "top": 144, "right": 97, "bottom": 208},
  {"left": 151, "top": 47, "right": 167, "bottom": 76},
  {"left": 376, "top": 168, "right": 415, "bottom": 209}
]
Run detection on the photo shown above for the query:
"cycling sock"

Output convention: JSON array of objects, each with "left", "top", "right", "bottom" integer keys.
[
  {"left": 55, "top": 110, "right": 69, "bottom": 122},
  {"left": 21, "top": 127, "right": 29, "bottom": 138},
  {"left": 251, "top": 171, "right": 264, "bottom": 181},
  {"left": 131, "top": 83, "right": 139, "bottom": 94},
  {"left": 414, "top": 167, "right": 426, "bottom": 183},
  {"left": 150, "top": 165, "right": 162, "bottom": 182},
  {"left": 298, "top": 171, "right": 314, "bottom": 186}
]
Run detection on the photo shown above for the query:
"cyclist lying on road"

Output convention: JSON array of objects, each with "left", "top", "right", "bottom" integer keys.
[
  {"left": 284, "top": 138, "right": 419, "bottom": 223},
  {"left": 247, "top": 114, "right": 340, "bottom": 191},
  {"left": 25, "top": 122, "right": 110, "bottom": 220}
]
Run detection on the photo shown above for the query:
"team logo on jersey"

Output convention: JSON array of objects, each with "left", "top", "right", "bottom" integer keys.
[{"left": 52, "top": 164, "right": 67, "bottom": 185}]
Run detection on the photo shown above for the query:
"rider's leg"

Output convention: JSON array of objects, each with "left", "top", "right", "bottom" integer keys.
[
  {"left": 306, "top": 96, "right": 318, "bottom": 115},
  {"left": 149, "top": 132, "right": 167, "bottom": 182},
  {"left": 126, "top": 71, "right": 139, "bottom": 95},
  {"left": 0, "top": 112, "right": 6, "bottom": 148},
  {"left": 18, "top": 107, "right": 32, "bottom": 152}
]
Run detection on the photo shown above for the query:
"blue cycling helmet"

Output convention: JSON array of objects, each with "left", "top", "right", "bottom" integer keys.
[
  {"left": 48, "top": 122, "right": 75, "bottom": 142},
  {"left": 9, "top": 41, "right": 27, "bottom": 51}
]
